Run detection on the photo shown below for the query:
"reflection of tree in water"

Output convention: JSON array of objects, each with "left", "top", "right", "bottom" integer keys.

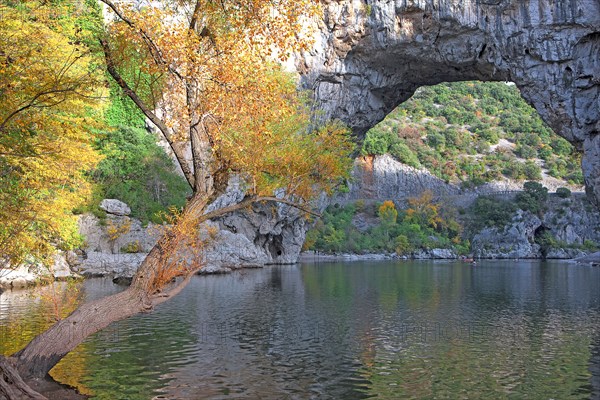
[
  {"left": 351, "top": 262, "right": 600, "bottom": 399},
  {"left": 5, "top": 263, "right": 598, "bottom": 399},
  {"left": 53, "top": 287, "right": 199, "bottom": 400},
  {"left": 0, "top": 282, "right": 84, "bottom": 356}
]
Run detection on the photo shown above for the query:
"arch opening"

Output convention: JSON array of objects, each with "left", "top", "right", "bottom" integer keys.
[
  {"left": 356, "top": 80, "right": 584, "bottom": 198},
  {"left": 303, "top": 0, "right": 600, "bottom": 203}
]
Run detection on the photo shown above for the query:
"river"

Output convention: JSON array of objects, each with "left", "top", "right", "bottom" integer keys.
[{"left": 1, "top": 260, "right": 599, "bottom": 399}]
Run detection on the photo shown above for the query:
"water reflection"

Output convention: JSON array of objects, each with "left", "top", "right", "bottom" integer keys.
[{"left": 0, "top": 261, "right": 599, "bottom": 399}]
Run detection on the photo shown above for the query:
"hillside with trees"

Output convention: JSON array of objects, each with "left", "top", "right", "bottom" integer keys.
[
  {"left": 361, "top": 81, "right": 583, "bottom": 187},
  {"left": 305, "top": 81, "right": 592, "bottom": 257}
]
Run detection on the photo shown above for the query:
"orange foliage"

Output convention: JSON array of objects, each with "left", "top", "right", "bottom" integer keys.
[
  {"left": 405, "top": 191, "right": 444, "bottom": 230},
  {"left": 378, "top": 200, "right": 398, "bottom": 225},
  {"left": 102, "top": 0, "right": 353, "bottom": 203},
  {"left": 144, "top": 207, "right": 209, "bottom": 293}
]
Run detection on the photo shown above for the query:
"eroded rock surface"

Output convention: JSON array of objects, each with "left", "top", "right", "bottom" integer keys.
[
  {"left": 301, "top": 0, "right": 600, "bottom": 202},
  {"left": 472, "top": 209, "right": 543, "bottom": 259}
]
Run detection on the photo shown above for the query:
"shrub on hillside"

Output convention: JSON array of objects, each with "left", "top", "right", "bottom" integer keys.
[{"left": 556, "top": 187, "right": 572, "bottom": 198}]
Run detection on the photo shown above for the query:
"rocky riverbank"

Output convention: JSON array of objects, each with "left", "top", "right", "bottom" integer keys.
[
  {"left": 299, "top": 249, "right": 459, "bottom": 263},
  {"left": 3, "top": 170, "right": 599, "bottom": 291}
]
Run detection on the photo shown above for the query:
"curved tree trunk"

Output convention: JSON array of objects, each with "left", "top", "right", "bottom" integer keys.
[
  {"left": 13, "top": 286, "right": 150, "bottom": 379},
  {"left": 0, "top": 189, "right": 308, "bottom": 399},
  {"left": 0, "top": 194, "right": 211, "bottom": 400}
]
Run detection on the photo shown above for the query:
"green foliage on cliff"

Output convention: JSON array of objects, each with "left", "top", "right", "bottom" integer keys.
[
  {"left": 361, "top": 81, "right": 583, "bottom": 186},
  {"left": 467, "top": 181, "right": 549, "bottom": 230},
  {"left": 92, "top": 125, "right": 191, "bottom": 224}
]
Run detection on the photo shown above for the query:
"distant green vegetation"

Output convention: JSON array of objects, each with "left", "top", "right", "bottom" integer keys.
[
  {"left": 305, "top": 182, "right": 585, "bottom": 256},
  {"left": 304, "top": 194, "right": 469, "bottom": 255},
  {"left": 85, "top": 87, "right": 191, "bottom": 224},
  {"left": 361, "top": 81, "right": 583, "bottom": 186}
]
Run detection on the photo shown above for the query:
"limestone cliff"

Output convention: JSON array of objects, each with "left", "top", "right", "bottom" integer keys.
[
  {"left": 334, "top": 155, "right": 599, "bottom": 259},
  {"left": 301, "top": 0, "right": 600, "bottom": 202},
  {"left": 334, "top": 154, "right": 460, "bottom": 204}
]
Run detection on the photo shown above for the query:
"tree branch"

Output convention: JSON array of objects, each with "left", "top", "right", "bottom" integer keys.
[
  {"left": 100, "top": 38, "right": 196, "bottom": 190},
  {"left": 0, "top": 86, "right": 78, "bottom": 132},
  {"left": 189, "top": 0, "right": 202, "bottom": 31},
  {"left": 196, "top": 195, "right": 320, "bottom": 224},
  {"left": 99, "top": 0, "right": 185, "bottom": 81}
]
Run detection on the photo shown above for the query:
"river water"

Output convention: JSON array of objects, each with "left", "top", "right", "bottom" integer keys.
[{"left": 1, "top": 261, "right": 599, "bottom": 399}]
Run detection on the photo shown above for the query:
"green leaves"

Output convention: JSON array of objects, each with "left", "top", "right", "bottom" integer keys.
[
  {"left": 360, "top": 81, "right": 582, "bottom": 186},
  {"left": 93, "top": 126, "right": 191, "bottom": 224}
]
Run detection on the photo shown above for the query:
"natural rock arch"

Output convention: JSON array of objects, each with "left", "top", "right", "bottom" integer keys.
[{"left": 300, "top": 0, "right": 600, "bottom": 202}]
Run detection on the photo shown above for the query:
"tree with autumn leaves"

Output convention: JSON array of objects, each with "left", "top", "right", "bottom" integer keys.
[
  {"left": 0, "top": 0, "right": 104, "bottom": 267},
  {"left": 0, "top": 0, "right": 354, "bottom": 397}
]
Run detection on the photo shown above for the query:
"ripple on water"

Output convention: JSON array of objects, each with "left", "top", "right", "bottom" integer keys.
[{"left": 1, "top": 262, "right": 599, "bottom": 399}]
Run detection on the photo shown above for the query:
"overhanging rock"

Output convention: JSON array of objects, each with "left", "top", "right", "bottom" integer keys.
[{"left": 300, "top": 0, "right": 600, "bottom": 203}]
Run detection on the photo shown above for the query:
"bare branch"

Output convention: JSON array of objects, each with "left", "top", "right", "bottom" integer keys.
[
  {"left": 151, "top": 271, "right": 198, "bottom": 307},
  {"left": 100, "top": 38, "right": 196, "bottom": 190},
  {"left": 0, "top": 86, "right": 77, "bottom": 132},
  {"left": 255, "top": 196, "right": 322, "bottom": 217},
  {"left": 196, "top": 195, "right": 320, "bottom": 224}
]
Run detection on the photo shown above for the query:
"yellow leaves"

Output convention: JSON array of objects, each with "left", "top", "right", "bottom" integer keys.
[
  {"left": 378, "top": 201, "right": 398, "bottom": 225},
  {"left": 405, "top": 191, "right": 448, "bottom": 232},
  {"left": 106, "top": 218, "right": 132, "bottom": 241},
  {"left": 0, "top": 1, "right": 103, "bottom": 265}
]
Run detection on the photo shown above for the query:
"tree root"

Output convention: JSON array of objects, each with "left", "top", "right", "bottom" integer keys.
[{"left": 0, "top": 356, "right": 46, "bottom": 400}]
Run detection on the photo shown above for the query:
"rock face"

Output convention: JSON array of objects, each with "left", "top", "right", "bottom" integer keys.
[
  {"left": 301, "top": 0, "right": 600, "bottom": 203},
  {"left": 334, "top": 154, "right": 460, "bottom": 205},
  {"left": 471, "top": 193, "right": 600, "bottom": 259},
  {"left": 76, "top": 189, "right": 312, "bottom": 278},
  {"left": 78, "top": 214, "right": 161, "bottom": 254},
  {"left": 472, "top": 210, "right": 542, "bottom": 259},
  {"left": 207, "top": 180, "right": 311, "bottom": 265},
  {"left": 542, "top": 194, "right": 600, "bottom": 246},
  {"left": 0, "top": 254, "right": 78, "bottom": 291}
]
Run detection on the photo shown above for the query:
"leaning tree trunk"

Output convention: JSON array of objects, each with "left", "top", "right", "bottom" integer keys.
[{"left": 0, "top": 194, "right": 210, "bottom": 399}]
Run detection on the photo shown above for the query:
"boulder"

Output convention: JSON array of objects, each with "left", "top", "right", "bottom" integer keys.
[
  {"left": 546, "top": 248, "right": 588, "bottom": 260},
  {"left": 574, "top": 251, "right": 600, "bottom": 265},
  {"left": 52, "top": 254, "right": 73, "bottom": 279},
  {"left": 412, "top": 248, "right": 457, "bottom": 259},
  {"left": 99, "top": 199, "right": 131, "bottom": 216},
  {"left": 0, "top": 266, "right": 37, "bottom": 290},
  {"left": 11, "top": 277, "right": 28, "bottom": 289}
]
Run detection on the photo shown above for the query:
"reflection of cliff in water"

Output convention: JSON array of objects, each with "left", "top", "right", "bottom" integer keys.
[{"left": 592, "top": 334, "right": 600, "bottom": 399}]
